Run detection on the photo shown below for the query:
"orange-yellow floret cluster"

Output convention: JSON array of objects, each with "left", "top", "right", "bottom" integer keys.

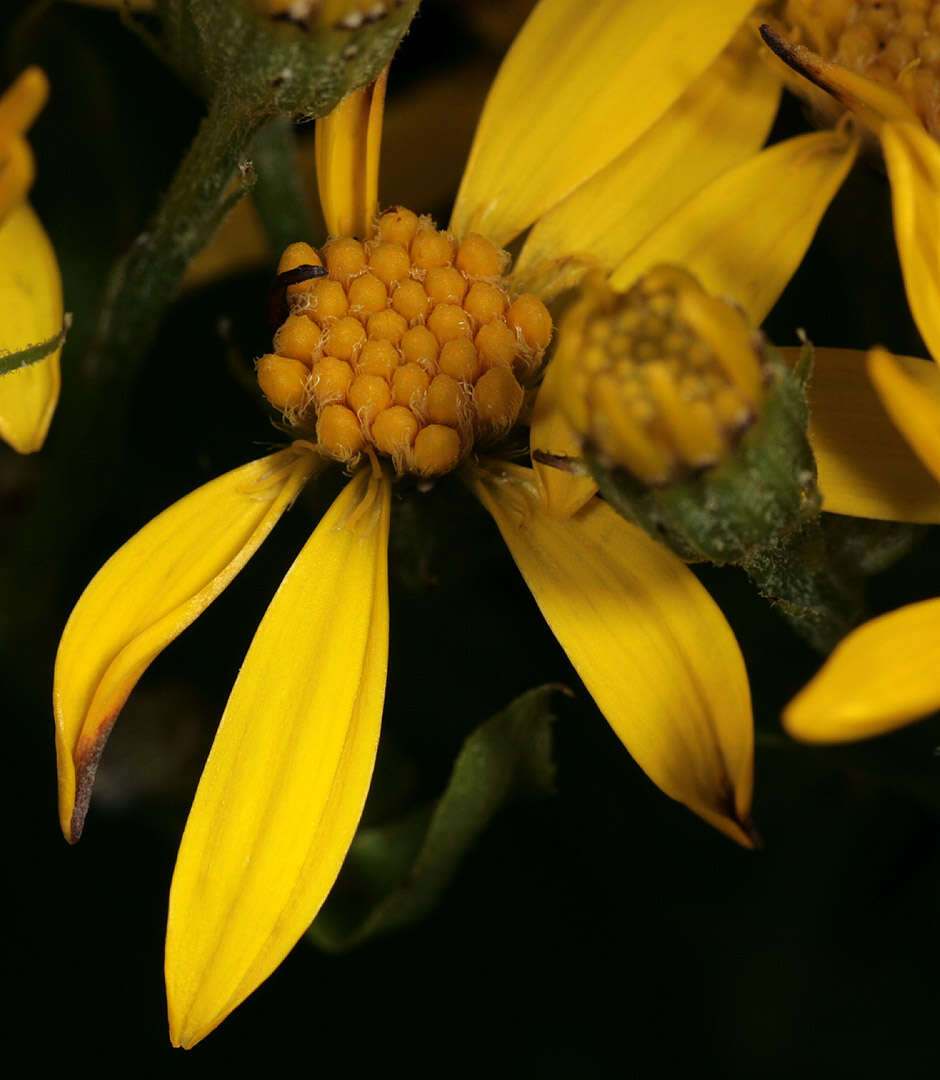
[
  {"left": 257, "top": 207, "right": 552, "bottom": 477},
  {"left": 783, "top": 0, "right": 940, "bottom": 135}
]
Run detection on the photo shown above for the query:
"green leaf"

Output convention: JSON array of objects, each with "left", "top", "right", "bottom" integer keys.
[
  {"left": 0, "top": 315, "right": 70, "bottom": 377},
  {"left": 308, "top": 684, "right": 562, "bottom": 953}
]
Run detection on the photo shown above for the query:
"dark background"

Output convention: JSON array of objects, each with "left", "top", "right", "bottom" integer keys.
[{"left": 3, "top": 1, "right": 940, "bottom": 1072}]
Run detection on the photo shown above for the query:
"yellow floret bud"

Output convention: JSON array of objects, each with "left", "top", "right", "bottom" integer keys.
[
  {"left": 273, "top": 314, "right": 320, "bottom": 364},
  {"left": 414, "top": 424, "right": 462, "bottom": 476},
  {"left": 317, "top": 404, "right": 364, "bottom": 462},
  {"left": 369, "top": 242, "right": 412, "bottom": 285},
  {"left": 391, "top": 279, "right": 430, "bottom": 322},
  {"left": 347, "top": 272, "right": 388, "bottom": 314},
  {"left": 425, "top": 266, "right": 468, "bottom": 306},
  {"left": 372, "top": 405, "right": 420, "bottom": 458},
  {"left": 348, "top": 373, "right": 392, "bottom": 426},
  {"left": 464, "top": 281, "right": 508, "bottom": 325},
  {"left": 310, "top": 356, "right": 354, "bottom": 408},
  {"left": 392, "top": 362, "right": 431, "bottom": 408},
  {"left": 256, "top": 353, "right": 310, "bottom": 412},
  {"left": 324, "top": 237, "right": 367, "bottom": 283},
  {"left": 400, "top": 325, "right": 439, "bottom": 370},
  {"left": 553, "top": 268, "right": 763, "bottom": 486},
  {"left": 303, "top": 278, "right": 348, "bottom": 324},
  {"left": 358, "top": 339, "right": 400, "bottom": 379},
  {"left": 324, "top": 315, "right": 367, "bottom": 360},
  {"left": 262, "top": 207, "right": 553, "bottom": 475},
  {"left": 427, "top": 303, "right": 472, "bottom": 344},
  {"left": 456, "top": 232, "right": 506, "bottom": 278},
  {"left": 411, "top": 226, "right": 456, "bottom": 270},
  {"left": 377, "top": 206, "right": 419, "bottom": 248}
]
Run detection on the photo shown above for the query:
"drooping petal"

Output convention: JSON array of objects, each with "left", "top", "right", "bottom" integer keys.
[
  {"left": 0, "top": 202, "right": 63, "bottom": 453},
  {"left": 784, "top": 597, "right": 940, "bottom": 743},
  {"left": 315, "top": 67, "right": 388, "bottom": 238},
  {"left": 529, "top": 357, "right": 598, "bottom": 518},
  {"left": 512, "top": 29, "right": 781, "bottom": 299},
  {"left": 53, "top": 449, "right": 322, "bottom": 843},
  {"left": 610, "top": 130, "right": 858, "bottom": 325},
  {"left": 881, "top": 121, "right": 940, "bottom": 367},
  {"left": 782, "top": 346, "right": 940, "bottom": 524},
  {"left": 469, "top": 461, "right": 754, "bottom": 846},
  {"left": 166, "top": 466, "right": 391, "bottom": 1049},
  {"left": 451, "top": 0, "right": 757, "bottom": 247}
]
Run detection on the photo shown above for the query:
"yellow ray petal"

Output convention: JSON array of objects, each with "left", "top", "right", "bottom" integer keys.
[
  {"left": 880, "top": 121, "right": 940, "bottom": 367},
  {"left": 315, "top": 67, "right": 388, "bottom": 238},
  {"left": 469, "top": 461, "right": 754, "bottom": 846},
  {"left": 0, "top": 66, "right": 49, "bottom": 146},
  {"left": 529, "top": 358, "right": 598, "bottom": 518},
  {"left": 867, "top": 345, "right": 940, "bottom": 487},
  {"left": 53, "top": 449, "right": 321, "bottom": 843},
  {"left": 0, "top": 202, "right": 63, "bottom": 453},
  {"left": 166, "top": 467, "right": 391, "bottom": 1049},
  {"left": 451, "top": 0, "right": 757, "bottom": 248},
  {"left": 784, "top": 597, "right": 940, "bottom": 743},
  {"left": 782, "top": 346, "right": 940, "bottom": 524},
  {"left": 610, "top": 130, "right": 858, "bottom": 325},
  {"left": 512, "top": 30, "right": 782, "bottom": 299}
]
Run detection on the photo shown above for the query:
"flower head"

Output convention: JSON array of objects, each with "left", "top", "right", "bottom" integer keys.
[
  {"left": 0, "top": 67, "right": 63, "bottom": 454},
  {"left": 55, "top": 0, "right": 775, "bottom": 1048}
]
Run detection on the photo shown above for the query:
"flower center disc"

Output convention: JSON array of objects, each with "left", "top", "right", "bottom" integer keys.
[
  {"left": 258, "top": 207, "right": 552, "bottom": 477},
  {"left": 783, "top": 0, "right": 940, "bottom": 135}
]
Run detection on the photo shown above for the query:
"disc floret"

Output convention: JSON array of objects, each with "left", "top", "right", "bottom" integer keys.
[{"left": 257, "top": 207, "right": 552, "bottom": 476}]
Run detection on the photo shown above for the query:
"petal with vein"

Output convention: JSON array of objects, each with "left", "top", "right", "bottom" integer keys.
[
  {"left": 53, "top": 449, "right": 321, "bottom": 843},
  {"left": 451, "top": 0, "right": 757, "bottom": 247},
  {"left": 784, "top": 597, "right": 940, "bottom": 743},
  {"left": 0, "top": 202, "right": 63, "bottom": 453},
  {"left": 610, "top": 130, "right": 858, "bottom": 325},
  {"left": 782, "top": 346, "right": 940, "bottom": 523},
  {"left": 315, "top": 67, "right": 388, "bottom": 238},
  {"left": 512, "top": 30, "right": 781, "bottom": 299},
  {"left": 166, "top": 467, "right": 391, "bottom": 1049},
  {"left": 469, "top": 461, "right": 754, "bottom": 846},
  {"left": 529, "top": 359, "right": 598, "bottom": 518},
  {"left": 881, "top": 122, "right": 940, "bottom": 367}
]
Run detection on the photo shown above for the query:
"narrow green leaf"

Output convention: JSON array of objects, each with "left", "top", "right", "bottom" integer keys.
[
  {"left": 0, "top": 314, "right": 70, "bottom": 377},
  {"left": 308, "top": 684, "right": 562, "bottom": 953}
]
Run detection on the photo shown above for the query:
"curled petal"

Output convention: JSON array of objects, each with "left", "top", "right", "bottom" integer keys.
[
  {"left": 785, "top": 598, "right": 940, "bottom": 743},
  {"left": 166, "top": 467, "right": 391, "bottom": 1049},
  {"left": 53, "top": 449, "right": 322, "bottom": 842},
  {"left": 867, "top": 345, "right": 940, "bottom": 486},
  {"left": 783, "top": 346, "right": 940, "bottom": 524},
  {"left": 610, "top": 130, "right": 858, "bottom": 325},
  {"left": 315, "top": 67, "right": 387, "bottom": 239},
  {"left": 0, "top": 202, "right": 63, "bottom": 453},
  {"left": 469, "top": 461, "right": 754, "bottom": 846},
  {"left": 512, "top": 28, "right": 781, "bottom": 299},
  {"left": 451, "top": 0, "right": 757, "bottom": 247}
]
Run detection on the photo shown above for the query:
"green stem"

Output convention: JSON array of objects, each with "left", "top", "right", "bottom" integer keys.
[
  {"left": 84, "top": 93, "right": 264, "bottom": 387},
  {"left": 250, "top": 116, "right": 313, "bottom": 255}
]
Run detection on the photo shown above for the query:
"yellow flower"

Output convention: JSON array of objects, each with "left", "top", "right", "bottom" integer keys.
[
  {"left": 0, "top": 67, "right": 63, "bottom": 454},
  {"left": 54, "top": 0, "right": 839, "bottom": 1048},
  {"left": 780, "top": 344, "right": 940, "bottom": 743},
  {"left": 761, "top": 3, "right": 940, "bottom": 374}
]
